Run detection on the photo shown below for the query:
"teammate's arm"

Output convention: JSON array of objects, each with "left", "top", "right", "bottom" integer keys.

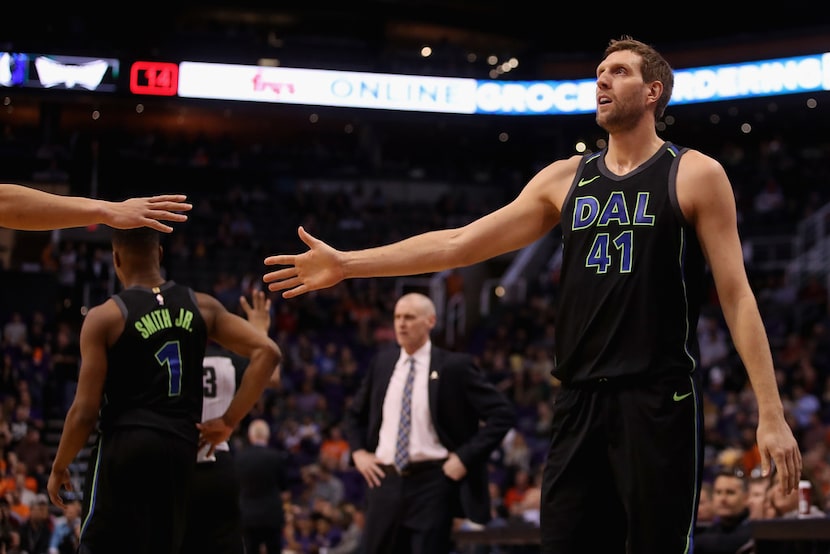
[
  {"left": 196, "top": 293, "right": 281, "bottom": 453},
  {"left": 239, "top": 289, "right": 281, "bottom": 387},
  {"left": 47, "top": 301, "right": 120, "bottom": 508},
  {"left": 263, "top": 157, "right": 574, "bottom": 298},
  {"left": 0, "top": 183, "right": 191, "bottom": 232}
]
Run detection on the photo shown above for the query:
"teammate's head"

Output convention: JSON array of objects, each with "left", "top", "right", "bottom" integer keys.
[
  {"left": 111, "top": 227, "right": 163, "bottom": 282},
  {"left": 111, "top": 227, "right": 160, "bottom": 253}
]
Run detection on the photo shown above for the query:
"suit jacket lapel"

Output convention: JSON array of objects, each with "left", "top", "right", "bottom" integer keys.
[
  {"left": 375, "top": 347, "right": 398, "bottom": 403},
  {"left": 428, "top": 346, "right": 443, "bottom": 424}
]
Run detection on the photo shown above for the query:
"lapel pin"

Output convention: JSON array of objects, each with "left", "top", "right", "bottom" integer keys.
[{"left": 430, "top": 371, "right": 439, "bottom": 380}]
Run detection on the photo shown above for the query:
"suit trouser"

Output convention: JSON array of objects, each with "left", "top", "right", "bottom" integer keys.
[{"left": 361, "top": 463, "right": 456, "bottom": 554}]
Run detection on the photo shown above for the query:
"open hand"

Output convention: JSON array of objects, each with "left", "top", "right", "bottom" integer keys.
[
  {"left": 106, "top": 194, "right": 192, "bottom": 232},
  {"left": 263, "top": 226, "right": 345, "bottom": 298}
]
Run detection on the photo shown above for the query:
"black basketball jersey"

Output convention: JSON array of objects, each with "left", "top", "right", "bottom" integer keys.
[
  {"left": 554, "top": 142, "right": 706, "bottom": 384},
  {"left": 101, "top": 281, "right": 208, "bottom": 444}
]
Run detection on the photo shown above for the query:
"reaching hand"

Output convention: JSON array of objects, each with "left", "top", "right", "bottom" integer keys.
[
  {"left": 263, "top": 226, "right": 345, "bottom": 298},
  {"left": 104, "top": 194, "right": 192, "bottom": 233},
  {"left": 240, "top": 289, "right": 271, "bottom": 335}
]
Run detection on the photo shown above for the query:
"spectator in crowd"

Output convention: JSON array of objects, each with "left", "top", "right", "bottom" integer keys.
[
  {"left": 0, "top": 497, "right": 18, "bottom": 553},
  {"left": 306, "top": 462, "right": 345, "bottom": 508},
  {"left": 48, "top": 497, "right": 80, "bottom": 554},
  {"left": 282, "top": 507, "right": 317, "bottom": 553},
  {"left": 764, "top": 467, "right": 825, "bottom": 518},
  {"left": 342, "top": 292, "right": 515, "bottom": 553},
  {"left": 327, "top": 503, "right": 365, "bottom": 554},
  {"left": 695, "top": 468, "right": 753, "bottom": 554},
  {"left": 511, "top": 466, "right": 543, "bottom": 527},
  {"left": 236, "top": 418, "right": 288, "bottom": 554},
  {"left": 13, "top": 428, "right": 50, "bottom": 484},
  {"left": 7, "top": 487, "right": 30, "bottom": 524},
  {"left": 319, "top": 424, "right": 351, "bottom": 471},
  {"left": 3, "top": 314, "right": 27, "bottom": 350},
  {"left": 18, "top": 493, "right": 51, "bottom": 554},
  {"left": 697, "top": 481, "right": 715, "bottom": 529},
  {"left": 0, "top": 184, "right": 191, "bottom": 232},
  {"left": 746, "top": 473, "right": 770, "bottom": 520}
]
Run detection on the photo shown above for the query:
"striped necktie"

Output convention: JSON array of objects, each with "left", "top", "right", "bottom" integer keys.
[{"left": 394, "top": 357, "right": 416, "bottom": 471}]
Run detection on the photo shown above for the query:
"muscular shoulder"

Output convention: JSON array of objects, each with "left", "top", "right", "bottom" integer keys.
[
  {"left": 82, "top": 299, "right": 124, "bottom": 343},
  {"left": 523, "top": 154, "right": 583, "bottom": 212},
  {"left": 193, "top": 291, "right": 226, "bottom": 329},
  {"left": 676, "top": 148, "right": 733, "bottom": 221},
  {"left": 677, "top": 148, "right": 728, "bottom": 181},
  {"left": 531, "top": 155, "right": 582, "bottom": 188}
]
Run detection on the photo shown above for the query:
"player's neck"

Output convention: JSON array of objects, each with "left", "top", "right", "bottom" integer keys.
[
  {"left": 605, "top": 130, "right": 664, "bottom": 175},
  {"left": 120, "top": 270, "right": 166, "bottom": 289}
]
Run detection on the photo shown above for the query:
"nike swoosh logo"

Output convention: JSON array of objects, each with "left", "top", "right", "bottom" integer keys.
[
  {"left": 578, "top": 176, "right": 600, "bottom": 187},
  {"left": 673, "top": 391, "right": 692, "bottom": 401}
]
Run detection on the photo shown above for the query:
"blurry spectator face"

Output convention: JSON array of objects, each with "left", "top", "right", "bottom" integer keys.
[
  {"left": 747, "top": 479, "right": 770, "bottom": 519},
  {"left": 30, "top": 500, "right": 49, "bottom": 522},
  {"left": 697, "top": 484, "right": 714, "bottom": 523},
  {"left": 712, "top": 474, "right": 748, "bottom": 519}
]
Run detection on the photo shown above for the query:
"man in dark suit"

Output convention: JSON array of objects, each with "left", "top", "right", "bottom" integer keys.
[
  {"left": 343, "top": 292, "right": 515, "bottom": 554},
  {"left": 234, "top": 418, "right": 288, "bottom": 554}
]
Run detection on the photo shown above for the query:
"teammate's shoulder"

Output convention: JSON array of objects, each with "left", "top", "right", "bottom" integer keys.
[
  {"left": 87, "top": 297, "right": 120, "bottom": 316},
  {"left": 194, "top": 290, "right": 224, "bottom": 308},
  {"left": 82, "top": 298, "right": 122, "bottom": 329}
]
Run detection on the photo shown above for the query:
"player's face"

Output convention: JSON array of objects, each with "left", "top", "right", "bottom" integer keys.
[{"left": 595, "top": 50, "right": 650, "bottom": 133}]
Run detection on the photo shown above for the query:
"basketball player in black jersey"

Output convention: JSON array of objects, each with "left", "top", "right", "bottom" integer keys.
[
  {"left": 262, "top": 36, "right": 801, "bottom": 553},
  {"left": 46, "top": 228, "right": 282, "bottom": 554}
]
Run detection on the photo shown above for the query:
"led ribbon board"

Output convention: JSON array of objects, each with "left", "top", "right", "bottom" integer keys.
[{"left": 175, "top": 53, "right": 830, "bottom": 115}]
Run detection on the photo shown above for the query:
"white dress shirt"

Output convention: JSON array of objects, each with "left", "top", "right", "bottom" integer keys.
[{"left": 375, "top": 341, "right": 448, "bottom": 464}]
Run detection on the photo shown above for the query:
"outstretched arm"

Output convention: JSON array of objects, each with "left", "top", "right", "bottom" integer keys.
[
  {"left": 263, "top": 157, "right": 574, "bottom": 298},
  {"left": 0, "top": 184, "right": 191, "bottom": 232}
]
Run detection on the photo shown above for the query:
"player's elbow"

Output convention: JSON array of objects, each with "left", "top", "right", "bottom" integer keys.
[
  {"left": 261, "top": 338, "right": 282, "bottom": 369},
  {"left": 66, "top": 403, "right": 99, "bottom": 432},
  {"left": 262, "top": 339, "right": 282, "bottom": 367}
]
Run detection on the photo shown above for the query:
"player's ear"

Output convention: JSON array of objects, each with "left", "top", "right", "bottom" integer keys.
[{"left": 647, "top": 80, "right": 663, "bottom": 105}]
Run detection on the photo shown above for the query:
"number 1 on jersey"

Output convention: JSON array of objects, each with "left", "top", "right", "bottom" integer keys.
[{"left": 155, "top": 341, "right": 184, "bottom": 396}]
